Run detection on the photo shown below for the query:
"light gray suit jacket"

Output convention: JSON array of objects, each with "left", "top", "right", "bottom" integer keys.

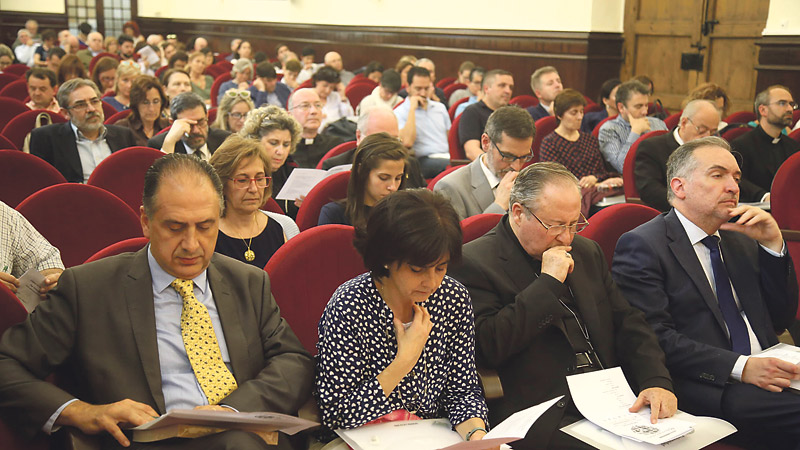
[{"left": 433, "top": 157, "right": 505, "bottom": 220}]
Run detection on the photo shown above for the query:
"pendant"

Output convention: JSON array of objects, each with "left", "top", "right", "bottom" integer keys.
[{"left": 244, "top": 249, "right": 255, "bottom": 262}]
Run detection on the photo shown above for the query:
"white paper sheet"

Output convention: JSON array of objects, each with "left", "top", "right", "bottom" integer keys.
[
  {"left": 15, "top": 268, "right": 44, "bottom": 313},
  {"left": 275, "top": 166, "right": 351, "bottom": 200},
  {"left": 567, "top": 367, "right": 694, "bottom": 445},
  {"left": 755, "top": 343, "right": 800, "bottom": 390},
  {"left": 130, "top": 409, "right": 318, "bottom": 435}
]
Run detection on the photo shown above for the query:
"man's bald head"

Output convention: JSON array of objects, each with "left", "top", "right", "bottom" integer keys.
[
  {"left": 324, "top": 51, "right": 343, "bottom": 72},
  {"left": 357, "top": 106, "right": 399, "bottom": 143}
]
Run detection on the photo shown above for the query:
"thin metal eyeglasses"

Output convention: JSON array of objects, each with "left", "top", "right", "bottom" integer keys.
[
  {"left": 767, "top": 100, "right": 799, "bottom": 110},
  {"left": 228, "top": 176, "right": 271, "bottom": 189},
  {"left": 66, "top": 98, "right": 103, "bottom": 112},
  {"left": 492, "top": 141, "right": 534, "bottom": 164},
  {"left": 291, "top": 102, "right": 323, "bottom": 111},
  {"left": 521, "top": 203, "right": 589, "bottom": 236},
  {"left": 686, "top": 117, "right": 719, "bottom": 136}
]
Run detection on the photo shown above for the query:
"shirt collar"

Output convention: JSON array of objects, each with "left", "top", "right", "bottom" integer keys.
[
  {"left": 674, "top": 208, "right": 720, "bottom": 246},
  {"left": 70, "top": 121, "right": 107, "bottom": 142},
  {"left": 673, "top": 127, "right": 685, "bottom": 145},
  {"left": 479, "top": 153, "right": 501, "bottom": 189},
  {"left": 147, "top": 244, "right": 208, "bottom": 295}
]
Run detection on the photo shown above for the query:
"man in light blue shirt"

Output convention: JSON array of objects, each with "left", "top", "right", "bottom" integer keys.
[{"left": 395, "top": 66, "right": 451, "bottom": 178}]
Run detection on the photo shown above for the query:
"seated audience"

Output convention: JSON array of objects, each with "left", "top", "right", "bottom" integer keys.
[
  {"left": 210, "top": 134, "right": 299, "bottom": 268},
  {"left": 395, "top": 67, "right": 451, "bottom": 178},
  {"left": 316, "top": 189, "right": 490, "bottom": 442},
  {"left": 249, "top": 61, "right": 291, "bottom": 109},
  {"left": 240, "top": 105, "right": 303, "bottom": 219},
  {"left": 117, "top": 34, "right": 135, "bottom": 61},
  {"left": 30, "top": 78, "right": 136, "bottom": 183},
  {"left": 324, "top": 51, "right": 355, "bottom": 86},
  {"left": 540, "top": 89, "right": 623, "bottom": 217},
  {"left": 452, "top": 66, "right": 486, "bottom": 117},
  {"left": 224, "top": 38, "right": 242, "bottom": 62},
  {"left": 356, "top": 68, "right": 403, "bottom": 117},
  {"left": 13, "top": 20, "right": 41, "bottom": 47},
  {"left": 399, "top": 58, "right": 447, "bottom": 107},
  {"left": 76, "top": 31, "right": 103, "bottom": 68},
  {"left": 289, "top": 88, "right": 343, "bottom": 168},
  {"left": 0, "top": 44, "right": 13, "bottom": 71},
  {"left": 612, "top": 137, "right": 799, "bottom": 449},
  {"left": 217, "top": 58, "right": 253, "bottom": 105},
  {"left": 318, "top": 133, "right": 409, "bottom": 227},
  {"left": 435, "top": 106, "right": 533, "bottom": 219},
  {"left": 731, "top": 85, "right": 799, "bottom": 202},
  {"left": 599, "top": 80, "right": 667, "bottom": 172},
  {"left": 46, "top": 46, "right": 66, "bottom": 74},
  {"left": 682, "top": 82, "right": 730, "bottom": 130},
  {"left": 273, "top": 42, "right": 289, "bottom": 65},
  {"left": 91, "top": 56, "right": 119, "bottom": 95},
  {"left": 363, "top": 61, "right": 384, "bottom": 83},
  {"left": 149, "top": 92, "right": 230, "bottom": 159},
  {"left": 526, "top": 66, "right": 563, "bottom": 121},
  {"left": 281, "top": 58, "right": 302, "bottom": 91},
  {"left": 25, "top": 67, "right": 60, "bottom": 112},
  {"left": 313, "top": 66, "right": 354, "bottom": 131},
  {"left": 459, "top": 69, "right": 514, "bottom": 161},
  {"left": 213, "top": 88, "right": 255, "bottom": 134},
  {"left": 103, "top": 60, "right": 139, "bottom": 112},
  {"left": 296, "top": 45, "right": 321, "bottom": 84},
  {"left": 188, "top": 51, "right": 213, "bottom": 104},
  {"left": 14, "top": 29, "right": 38, "bottom": 67},
  {"left": 192, "top": 36, "right": 208, "bottom": 52},
  {"left": 57, "top": 55, "right": 87, "bottom": 85},
  {"left": 635, "top": 99, "right": 721, "bottom": 212},
  {"left": 581, "top": 78, "right": 621, "bottom": 133},
  {"left": 394, "top": 54, "right": 417, "bottom": 89},
  {"left": 103, "top": 36, "right": 118, "bottom": 55},
  {"left": 232, "top": 40, "right": 253, "bottom": 63},
  {"left": 32, "top": 29, "right": 56, "bottom": 67},
  {"left": 64, "top": 35, "right": 80, "bottom": 55},
  {"left": 122, "top": 21, "right": 144, "bottom": 44},
  {"left": 167, "top": 51, "right": 189, "bottom": 70},
  {"left": 115, "top": 75, "right": 170, "bottom": 146},
  {"left": 0, "top": 200, "right": 64, "bottom": 297},
  {"left": 448, "top": 60, "right": 476, "bottom": 104},
  {"left": 162, "top": 68, "right": 192, "bottom": 101},
  {"left": 450, "top": 162, "right": 676, "bottom": 449}
]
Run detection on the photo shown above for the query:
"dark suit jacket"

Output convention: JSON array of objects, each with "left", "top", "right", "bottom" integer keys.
[
  {"left": 29, "top": 121, "right": 137, "bottom": 183},
  {"left": 612, "top": 209, "right": 797, "bottom": 416},
  {"left": 450, "top": 217, "right": 672, "bottom": 446},
  {"left": 0, "top": 248, "right": 314, "bottom": 437},
  {"left": 526, "top": 104, "right": 549, "bottom": 122},
  {"left": 731, "top": 125, "right": 800, "bottom": 200},
  {"left": 146, "top": 128, "right": 231, "bottom": 156},
  {"left": 634, "top": 130, "right": 679, "bottom": 212}
]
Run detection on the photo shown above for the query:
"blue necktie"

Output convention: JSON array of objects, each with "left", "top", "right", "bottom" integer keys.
[{"left": 701, "top": 235, "right": 751, "bottom": 355}]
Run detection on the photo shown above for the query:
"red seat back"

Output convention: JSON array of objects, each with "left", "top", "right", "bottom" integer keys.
[
  {"left": 295, "top": 171, "right": 351, "bottom": 231},
  {"left": 436, "top": 77, "right": 457, "bottom": 89},
  {"left": 104, "top": 108, "right": 132, "bottom": 125},
  {"left": 510, "top": 95, "right": 538, "bottom": 108},
  {"left": 344, "top": 82, "right": 375, "bottom": 109},
  {"left": 204, "top": 65, "right": 225, "bottom": 79},
  {"left": 154, "top": 65, "right": 168, "bottom": 80},
  {"left": 87, "top": 146, "right": 165, "bottom": 213},
  {"left": 2, "top": 64, "right": 29, "bottom": 77},
  {"left": 623, "top": 130, "right": 668, "bottom": 202},
  {"left": 579, "top": 203, "right": 660, "bottom": 268},
  {"left": 100, "top": 100, "right": 118, "bottom": 119},
  {"left": 296, "top": 79, "right": 313, "bottom": 91},
  {"left": 448, "top": 114, "right": 466, "bottom": 161},
  {"left": 262, "top": 196, "right": 285, "bottom": 215},
  {"left": 592, "top": 114, "right": 617, "bottom": 138},
  {"left": 316, "top": 140, "right": 357, "bottom": 169},
  {"left": 1, "top": 109, "right": 67, "bottom": 151},
  {"left": 210, "top": 73, "right": 233, "bottom": 107},
  {"left": 214, "top": 60, "right": 233, "bottom": 72},
  {"left": 721, "top": 126, "right": 751, "bottom": 143},
  {"left": 0, "top": 72, "right": 20, "bottom": 92},
  {"left": 0, "top": 150, "right": 67, "bottom": 207},
  {"left": 0, "top": 134, "right": 17, "bottom": 150},
  {"left": 0, "top": 97, "right": 32, "bottom": 131},
  {"left": 427, "top": 165, "right": 460, "bottom": 190},
  {"left": 0, "top": 79, "right": 29, "bottom": 101},
  {"left": 663, "top": 112, "right": 682, "bottom": 130},
  {"left": 84, "top": 237, "right": 150, "bottom": 263},
  {"left": 448, "top": 97, "right": 469, "bottom": 121},
  {"left": 793, "top": 110, "right": 800, "bottom": 128},
  {"left": 771, "top": 152, "right": 800, "bottom": 230},
  {"left": 442, "top": 83, "right": 466, "bottom": 102},
  {"left": 790, "top": 128, "right": 800, "bottom": 144},
  {"left": 265, "top": 224, "right": 366, "bottom": 354},
  {"left": 724, "top": 111, "right": 756, "bottom": 124},
  {"left": 16, "top": 184, "right": 143, "bottom": 267},
  {"left": 532, "top": 116, "right": 558, "bottom": 163},
  {"left": 461, "top": 213, "right": 503, "bottom": 243},
  {"left": 88, "top": 52, "right": 121, "bottom": 73}
]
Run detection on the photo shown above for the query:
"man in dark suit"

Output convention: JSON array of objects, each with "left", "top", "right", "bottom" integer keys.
[
  {"left": 635, "top": 99, "right": 721, "bottom": 211},
  {"left": 525, "top": 66, "right": 562, "bottom": 122},
  {"left": 147, "top": 92, "right": 230, "bottom": 159},
  {"left": 30, "top": 78, "right": 137, "bottom": 183},
  {"left": 450, "top": 162, "right": 676, "bottom": 449},
  {"left": 0, "top": 154, "right": 314, "bottom": 449},
  {"left": 613, "top": 136, "right": 800, "bottom": 448}
]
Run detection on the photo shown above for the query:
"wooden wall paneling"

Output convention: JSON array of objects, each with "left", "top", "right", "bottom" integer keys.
[
  {"left": 0, "top": 11, "right": 69, "bottom": 48},
  {"left": 755, "top": 36, "right": 800, "bottom": 101},
  {"left": 136, "top": 18, "right": 622, "bottom": 100}
]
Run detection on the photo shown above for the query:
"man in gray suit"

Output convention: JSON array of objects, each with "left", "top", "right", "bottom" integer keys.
[
  {"left": 434, "top": 106, "right": 535, "bottom": 219},
  {"left": 0, "top": 154, "right": 313, "bottom": 449}
]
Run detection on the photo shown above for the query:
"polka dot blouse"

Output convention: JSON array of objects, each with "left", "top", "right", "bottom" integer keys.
[{"left": 315, "top": 273, "right": 489, "bottom": 430}]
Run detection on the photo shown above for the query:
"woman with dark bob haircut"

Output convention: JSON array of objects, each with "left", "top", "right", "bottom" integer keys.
[
  {"left": 318, "top": 133, "right": 409, "bottom": 228},
  {"left": 115, "top": 75, "right": 170, "bottom": 146},
  {"left": 315, "top": 189, "right": 491, "bottom": 444}
]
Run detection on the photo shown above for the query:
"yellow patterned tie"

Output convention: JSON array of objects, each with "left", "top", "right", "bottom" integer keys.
[{"left": 171, "top": 278, "right": 238, "bottom": 405}]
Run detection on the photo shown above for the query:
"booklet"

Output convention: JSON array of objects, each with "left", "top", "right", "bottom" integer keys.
[
  {"left": 755, "top": 343, "right": 800, "bottom": 390},
  {"left": 16, "top": 268, "right": 45, "bottom": 313},
  {"left": 275, "top": 166, "right": 351, "bottom": 200}
]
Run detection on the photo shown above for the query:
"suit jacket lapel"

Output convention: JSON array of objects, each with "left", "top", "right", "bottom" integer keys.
[
  {"left": 207, "top": 261, "right": 250, "bottom": 380},
  {"left": 470, "top": 157, "right": 495, "bottom": 212},
  {"left": 665, "top": 210, "right": 728, "bottom": 333},
  {"left": 60, "top": 122, "right": 83, "bottom": 180},
  {"left": 124, "top": 248, "right": 166, "bottom": 413},
  {"left": 495, "top": 218, "right": 539, "bottom": 294}
]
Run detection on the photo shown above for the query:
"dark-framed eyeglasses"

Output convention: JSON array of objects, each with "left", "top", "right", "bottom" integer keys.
[
  {"left": 491, "top": 140, "right": 534, "bottom": 164},
  {"left": 228, "top": 176, "right": 271, "bottom": 189},
  {"left": 521, "top": 203, "right": 589, "bottom": 236}
]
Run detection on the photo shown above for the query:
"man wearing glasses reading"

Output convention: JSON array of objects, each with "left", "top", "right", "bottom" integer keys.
[
  {"left": 451, "top": 162, "right": 676, "bottom": 449},
  {"left": 149, "top": 92, "right": 231, "bottom": 160},
  {"left": 30, "top": 78, "right": 136, "bottom": 183},
  {"left": 435, "top": 106, "right": 535, "bottom": 220}
]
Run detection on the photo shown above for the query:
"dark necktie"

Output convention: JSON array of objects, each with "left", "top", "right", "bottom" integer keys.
[{"left": 701, "top": 235, "right": 751, "bottom": 355}]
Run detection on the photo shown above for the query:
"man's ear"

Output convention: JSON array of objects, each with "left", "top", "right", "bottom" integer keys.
[
  {"left": 480, "top": 133, "right": 491, "bottom": 153},
  {"left": 140, "top": 205, "right": 151, "bottom": 238},
  {"left": 669, "top": 177, "right": 687, "bottom": 201}
]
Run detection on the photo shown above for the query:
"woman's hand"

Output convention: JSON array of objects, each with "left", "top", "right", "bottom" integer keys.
[{"left": 394, "top": 304, "right": 432, "bottom": 370}]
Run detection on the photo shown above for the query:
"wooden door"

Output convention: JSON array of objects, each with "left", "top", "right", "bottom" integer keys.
[{"left": 622, "top": 0, "right": 769, "bottom": 114}]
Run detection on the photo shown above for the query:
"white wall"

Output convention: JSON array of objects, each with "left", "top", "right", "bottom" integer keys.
[
  {"left": 763, "top": 0, "right": 800, "bottom": 35},
  {"left": 0, "top": 0, "right": 64, "bottom": 13},
  {"left": 138, "top": 0, "right": 626, "bottom": 33}
]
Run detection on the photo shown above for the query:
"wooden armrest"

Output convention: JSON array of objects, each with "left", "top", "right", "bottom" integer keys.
[
  {"left": 449, "top": 159, "right": 470, "bottom": 166},
  {"left": 782, "top": 229, "right": 800, "bottom": 242},
  {"left": 477, "top": 367, "right": 504, "bottom": 400}
]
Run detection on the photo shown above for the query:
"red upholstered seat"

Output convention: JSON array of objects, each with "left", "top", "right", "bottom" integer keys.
[
  {"left": 0, "top": 150, "right": 67, "bottom": 208},
  {"left": 426, "top": 165, "right": 460, "bottom": 190},
  {"left": 771, "top": 152, "right": 800, "bottom": 230},
  {"left": 592, "top": 114, "right": 617, "bottom": 138},
  {"left": 0, "top": 97, "right": 32, "bottom": 131},
  {"left": 442, "top": 83, "right": 466, "bottom": 102},
  {"left": 295, "top": 171, "right": 351, "bottom": 231},
  {"left": 721, "top": 126, "right": 751, "bottom": 143},
  {"left": 103, "top": 108, "right": 132, "bottom": 125},
  {"left": 724, "top": 111, "right": 756, "bottom": 124},
  {"left": 154, "top": 65, "right": 168, "bottom": 80},
  {"left": 265, "top": 224, "right": 366, "bottom": 354},
  {"left": 316, "top": 140, "right": 357, "bottom": 169},
  {"left": 461, "top": 213, "right": 503, "bottom": 243},
  {"left": 210, "top": 73, "right": 232, "bottom": 107},
  {"left": 0, "top": 72, "right": 20, "bottom": 92},
  {"left": 16, "top": 184, "right": 143, "bottom": 267},
  {"left": 0, "top": 78, "right": 29, "bottom": 101},
  {"left": 84, "top": 236, "right": 150, "bottom": 263},
  {"left": 793, "top": 110, "right": 800, "bottom": 128},
  {"left": 0, "top": 134, "right": 17, "bottom": 150},
  {"left": 510, "top": 95, "right": 538, "bottom": 108},
  {"left": 2, "top": 64, "right": 29, "bottom": 77},
  {"left": 213, "top": 60, "right": 233, "bottom": 72},
  {"left": 532, "top": 116, "right": 557, "bottom": 163},
  {"left": 296, "top": 79, "right": 313, "bottom": 91},
  {"left": 579, "top": 203, "right": 660, "bottom": 268},
  {"left": 448, "top": 97, "right": 469, "bottom": 121},
  {"left": 88, "top": 52, "right": 120, "bottom": 73},
  {"left": 663, "top": 111, "right": 682, "bottom": 130},
  {"left": 262, "top": 196, "right": 285, "bottom": 214},
  {"left": 344, "top": 82, "right": 375, "bottom": 109},
  {"left": 790, "top": 128, "right": 800, "bottom": 144},
  {"left": 436, "top": 77, "right": 456, "bottom": 89},
  {"left": 623, "top": 130, "right": 668, "bottom": 203},
  {"left": 204, "top": 65, "right": 225, "bottom": 79},
  {"left": 99, "top": 100, "right": 117, "bottom": 119},
  {"left": 448, "top": 114, "right": 466, "bottom": 161},
  {"left": 207, "top": 107, "right": 217, "bottom": 124},
  {"left": 1, "top": 109, "right": 68, "bottom": 150},
  {"left": 87, "top": 146, "right": 165, "bottom": 213}
]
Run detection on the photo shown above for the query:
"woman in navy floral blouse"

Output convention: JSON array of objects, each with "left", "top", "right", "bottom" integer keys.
[{"left": 316, "top": 189, "right": 491, "bottom": 443}]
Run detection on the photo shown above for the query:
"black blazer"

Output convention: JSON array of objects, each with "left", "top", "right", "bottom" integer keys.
[
  {"left": 146, "top": 128, "right": 231, "bottom": 155},
  {"left": 634, "top": 130, "right": 680, "bottom": 212},
  {"left": 29, "top": 121, "right": 137, "bottom": 183},
  {"left": 449, "top": 217, "right": 672, "bottom": 446},
  {"left": 612, "top": 209, "right": 797, "bottom": 416}
]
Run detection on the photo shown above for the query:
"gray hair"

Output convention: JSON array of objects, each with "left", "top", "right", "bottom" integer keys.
[
  {"left": 230, "top": 58, "right": 253, "bottom": 77},
  {"left": 680, "top": 99, "right": 718, "bottom": 121},
  {"left": 665, "top": 136, "right": 731, "bottom": 204},
  {"left": 415, "top": 58, "right": 435, "bottom": 69},
  {"left": 169, "top": 92, "right": 206, "bottom": 120},
  {"left": 56, "top": 78, "right": 101, "bottom": 109},
  {"left": 509, "top": 162, "right": 578, "bottom": 212},
  {"left": 357, "top": 105, "right": 394, "bottom": 134},
  {"left": 615, "top": 80, "right": 650, "bottom": 108},
  {"left": 485, "top": 106, "right": 535, "bottom": 143},
  {"left": 239, "top": 104, "right": 302, "bottom": 154},
  {"left": 17, "top": 29, "right": 30, "bottom": 38},
  {"left": 142, "top": 153, "right": 224, "bottom": 218}
]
